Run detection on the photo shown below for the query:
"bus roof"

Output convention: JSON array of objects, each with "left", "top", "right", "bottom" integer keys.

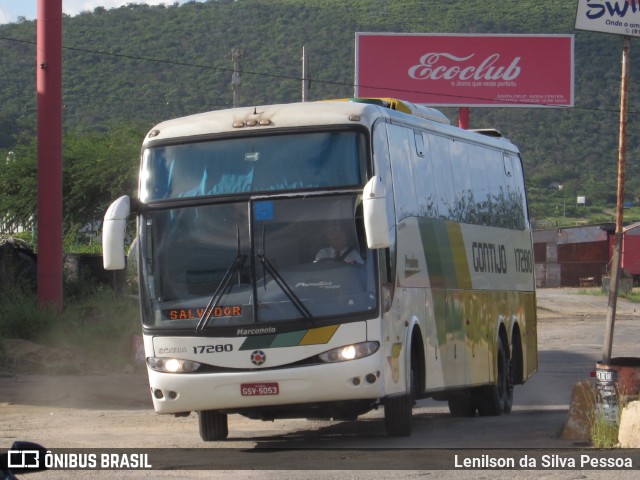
[{"left": 143, "top": 99, "right": 519, "bottom": 153}]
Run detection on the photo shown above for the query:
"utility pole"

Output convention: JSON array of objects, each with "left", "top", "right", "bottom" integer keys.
[
  {"left": 37, "top": 0, "right": 63, "bottom": 311},
  {"left": 302, "top": 46, "right": 309, "bottom": 102},
  {"left": 603, "top": 36, "right": 631, "bottom": 363},
  {"left": 231, "top": 47, "right": 244, "bottom": 108}
]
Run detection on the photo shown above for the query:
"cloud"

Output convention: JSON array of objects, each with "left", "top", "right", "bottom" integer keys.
[
  {"left": 0, "top": 1, "right": 201, "bottom": 24},
  {"left": 63, "top": 1, "right": 182, "bottom": 16}
]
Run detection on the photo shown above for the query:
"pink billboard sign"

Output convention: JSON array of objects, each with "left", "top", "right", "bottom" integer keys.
[{"left": 355, "top": 34, "right": 574, "bottom": 107}]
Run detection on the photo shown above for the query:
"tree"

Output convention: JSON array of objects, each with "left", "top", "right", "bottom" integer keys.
[
  {"left": 0, "top": 124, "right": 144, "bottom": 242},
  {"left": 63, "top": 123, "right": 142, "bottom": 231},
  {"left": 0, "top": 137, "right": 37, "bottom": 232}
]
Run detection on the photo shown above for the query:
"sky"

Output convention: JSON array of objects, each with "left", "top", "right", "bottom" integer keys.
[{"left": 0, "top": 1, "right": 204, "bottom": 24}]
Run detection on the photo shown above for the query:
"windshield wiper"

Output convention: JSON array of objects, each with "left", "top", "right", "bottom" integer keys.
[
  {"left": 195, "top": 253, "right": 247, "bottom": 334},
  {"left": 196, "top": 224, "right": 246, "bottom": 334},
  {"left": 257, "top": 254, "right": 314, "bottom": 322},
  {"left": 256, "top": 223, "right": 313, "bottom": 322}
]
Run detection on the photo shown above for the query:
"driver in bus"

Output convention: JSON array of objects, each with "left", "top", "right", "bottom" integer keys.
[{"left": 314, "top": 224, "right": 364, "bottom": 264}]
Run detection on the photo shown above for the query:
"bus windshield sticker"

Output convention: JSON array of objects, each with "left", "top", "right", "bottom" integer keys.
[{"left": 254, "top": 201, "right": 274, "bottom": 221}]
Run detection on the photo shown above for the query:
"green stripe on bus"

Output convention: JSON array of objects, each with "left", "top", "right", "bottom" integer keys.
[
  {"left": 446, "top": 222, "right": 472, "bottom": 290},
  {"left": 269, "top": 330, "right": 307, "bottom": 348},
  {"left": 420, "top": 218, "right": 473, "bottom": 290},
  {"left": 420, "top": 218, "right": 446, "bottom": 288},
  {"left": 240, "top": 334, "right": 277, "bottom": 350},
  {"left": 239, "top": 325, "right": 339, "bottom": 350}
]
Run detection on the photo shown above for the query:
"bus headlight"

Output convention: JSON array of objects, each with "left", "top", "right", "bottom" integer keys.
[
  {"left": 318, "top": 341, "right": 379, "bottom": 363},
  {"left": 147, "top": 357, "right": 201, "bottom": 373}
]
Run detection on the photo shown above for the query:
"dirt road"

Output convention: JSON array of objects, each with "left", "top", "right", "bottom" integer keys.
[
  {"left": 1, "top": 288, "right": 639, "bottom": 479},
  {"left": 3, "top": 287, "right": 637, "bottom": 414}
]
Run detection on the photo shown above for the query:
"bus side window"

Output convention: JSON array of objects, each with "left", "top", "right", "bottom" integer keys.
[
  {"left": 387, "top": 124, "right": 418, "bottom": 220},
  {"left": 429, "top": 134, "right": 455, "bottom": 220},
  {"left": 468, "top": 145, "right": 492, "bottom": 226},
  {"left": 450, "top": 140, "right": 474, "bottom": 223},
  {"left": 412, "top": 131, "right": 438, "bottom": 219},
  {"left": 503, "top": 153, "right": 527, "bottom": 230}
]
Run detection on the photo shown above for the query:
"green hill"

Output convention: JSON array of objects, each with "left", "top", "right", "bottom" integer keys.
[{"left": 0, "top": 0, "right": 639, "bottom": 225}]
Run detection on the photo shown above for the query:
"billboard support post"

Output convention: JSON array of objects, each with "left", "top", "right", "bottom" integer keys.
[{"left": 458, "top": 107, "right": 469, "bottom": 129}]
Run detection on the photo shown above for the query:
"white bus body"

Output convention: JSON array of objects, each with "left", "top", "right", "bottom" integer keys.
[{"left": 103, "top": 98, "right": 537, "bottom": 440}]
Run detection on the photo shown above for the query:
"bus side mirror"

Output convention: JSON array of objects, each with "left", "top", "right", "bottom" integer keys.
[
  {"left": 363, "top": 176, "right": 391, "bottom": 249},
  {"left": 103, "top": 195, "right": 131, "bottom": 270}
]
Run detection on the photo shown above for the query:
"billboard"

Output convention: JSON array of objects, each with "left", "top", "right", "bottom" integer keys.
[
  {"left": 575, "top": 0, "right": 640, "bottom": 37},
  {"left": 355, "top": 33, "right": 574, "bottom": 107}
]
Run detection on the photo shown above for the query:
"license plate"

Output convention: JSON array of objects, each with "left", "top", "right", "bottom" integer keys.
[{"left": 240, "top": 382, "right": 279, "bottom": 396}]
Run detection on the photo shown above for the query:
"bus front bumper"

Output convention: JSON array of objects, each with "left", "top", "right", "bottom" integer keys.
[{"left": 146, "top": 352, "right": 387, "bottom": 414}]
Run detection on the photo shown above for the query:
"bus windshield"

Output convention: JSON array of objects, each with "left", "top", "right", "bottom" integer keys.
[
  {"left": 140, "top": 130, "right": 367, "bottom": 202},
  {"left": 139, "top": 194, "right": 377, "bottom": 331}
]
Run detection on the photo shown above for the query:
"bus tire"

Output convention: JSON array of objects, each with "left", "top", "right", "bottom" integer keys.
[
  {"left": 505, "top": 329, "right": 523, "bottom": 414},
  {"left": 198, "top": 410, "right": 228, "bottom": 441},
  {"left": 384, "top": 368, "right": 414, "bottom": 436},
  {"left": 504, "top": 355, "right": 514, "bottom": 414},
  {"left": 477, "top": 335, "right": 509, "bottom": 416},
  {"left": 384, "top": 394, "right": 413, "bottom": 436}
]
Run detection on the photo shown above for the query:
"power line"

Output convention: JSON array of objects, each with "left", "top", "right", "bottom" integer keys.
[{"left": 0, "top": 34, "right": 635, "bottom": 115}]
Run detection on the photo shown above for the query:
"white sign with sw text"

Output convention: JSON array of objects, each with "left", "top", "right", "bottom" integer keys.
[{"left": 575, "top": 0, "right": 640, "bottom": 37}]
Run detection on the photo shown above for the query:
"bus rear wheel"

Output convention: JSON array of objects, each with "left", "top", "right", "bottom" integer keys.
[
  {"left": 477, "top": 335, "right": 511, "bottom": 416},
  {"left": 198, "top": 410, "right": 228, "bottom": 441}
]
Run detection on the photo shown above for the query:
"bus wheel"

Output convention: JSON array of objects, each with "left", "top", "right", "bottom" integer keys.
[
  {"left": 198, "top": 410, "right": 228, "bottom": 441},
  {"left": 477, "top": 335, "right": 509, "bottom": 416},
  {"left": 504, "top": 353, "right": 514, "bottom": 414},
  {"left": 504, "top": 330, "right": 523, "bottom": 415},
  {"left": 447, "top": 391, "right": 477, "bottom": 417},
  {"left": 384, "top": 368, "right": 414, "bottom": 436}
]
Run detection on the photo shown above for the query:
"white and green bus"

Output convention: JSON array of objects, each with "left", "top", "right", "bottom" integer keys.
[{"left": 103, "top": 98, "right": 537, "bottom": 441}]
